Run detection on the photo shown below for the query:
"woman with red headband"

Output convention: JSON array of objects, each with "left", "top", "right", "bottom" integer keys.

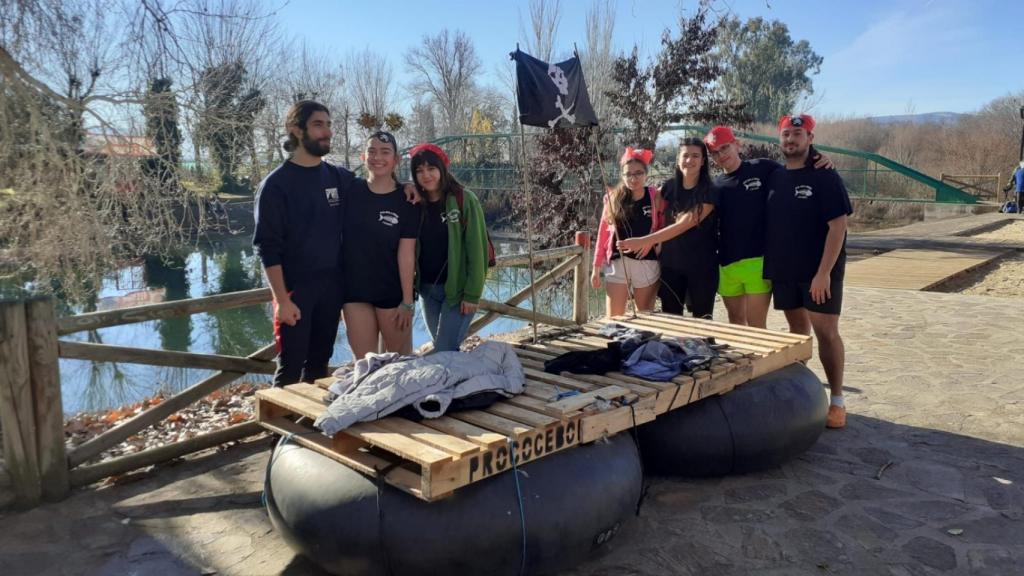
[
  {"left": 591, "top": 147, "right": 664, "bottom": 316},
  {"left": 409, "top": 143, "right": 490, "bottom": 351},
  {"left": 618, "top": 138, "right": 720, "bottom": 319}
]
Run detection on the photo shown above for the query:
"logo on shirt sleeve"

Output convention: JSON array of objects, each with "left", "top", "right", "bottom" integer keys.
[
  {"left": 794, "top": 185, "right": 813, "bottom": 199},
  {"left": 325, "top": 187, "right": 340, "bottom": 206},
  {"left": 742, "top": 178, "right": 762, "bottom": 191},
  {"left": 378, "top": 211, "right": 399, "bottom": 226}
]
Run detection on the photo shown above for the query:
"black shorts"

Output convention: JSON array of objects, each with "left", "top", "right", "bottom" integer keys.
[
  {"left": 345, "top": 296, "right": 403, "bottom": 309},
  {"left": 772, "top": 274, "right": 844, "bottom": 315}
]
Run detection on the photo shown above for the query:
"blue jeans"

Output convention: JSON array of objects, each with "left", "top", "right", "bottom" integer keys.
[{"left": 419, "top": 283, "right": 475, "bottom": 352}]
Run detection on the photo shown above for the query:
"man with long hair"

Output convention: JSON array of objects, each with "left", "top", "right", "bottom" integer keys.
[{"left": 253, "top": 100, "right": 350, "bottom": 386}]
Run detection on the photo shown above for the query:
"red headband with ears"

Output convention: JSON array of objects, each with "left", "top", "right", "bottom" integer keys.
[{"left": 620, "top": 146, "right": 653, "bottom": 166}]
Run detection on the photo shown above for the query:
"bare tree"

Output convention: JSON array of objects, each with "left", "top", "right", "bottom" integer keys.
[
  {"left": 176, "top": 0, "right": 277, "bottom": 193},
  {"left": 581, "top": 0, "right": 616, "bottom": 124},
  {"left": 0, "top": 0, "right": 283, "bottom": 301},
  {"left": 520, "top": 0, "right": 561, "bottom": 62},
  {"left": 405, "top": 29, "right": 482, "bottom": 135},
  {"left": 261, "top": 40, "right": 350, "bottom": 168},
  {"left": 346, "top": 48, "right": 398, "bottom": 132}
]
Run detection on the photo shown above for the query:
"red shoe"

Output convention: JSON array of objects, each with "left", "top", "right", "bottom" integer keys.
[{"left": 827, "top": 405, "right": 846, "bottom": 429}]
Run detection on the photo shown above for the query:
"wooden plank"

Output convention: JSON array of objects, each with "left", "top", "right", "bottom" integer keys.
[
  {"left": 258, "top": 414, "right": 424, "bottom": 499},
  {"left": 69, "top": 343, "right": 277, "bottom": 468},
  {"left": 416, "top": 417, "right": 508, "bottom": 449},
  {"left": 469, "top": 254, "right": 581, "bottom": 337},
  {"left": 484, "top": 403, "right": 559, "bottom": 427},
  {"left": 572, "top": 232, "right": 591, "bottom": 324},
  {"left": 546, "top": 385, "right": 630, "bottom": 414},
  {"left": 621, "top": 314, "right": 808, "bottom": 345},
  {"left": 0, "top": 300, "right": 41, "bottom": 507},
  {"left": 522, "top": 367, "right": 600, "bottom": 392},
  {"left": 476, "top": 299, "right": 574, "bottom": 328},
  {"left": 262, "top": 387, "right": 453, "bottom": 466},
  {"left": 504, "top": 392, "right": 577, "bottom": 417},
  {"left": 845, "top": 248, "right": 1009, "bottom": 290},
  {"left": 496, "top": 244, "right": 583, "bottom": 267},
  {"left": 58, "top": 340, "right": 277, "bottom": 374},
  {"left": 259, "top": 386, "right": 325, "bottom": 419},
  {"left": 24, "top": 297, "right": 69, "bottom": 502},
  {"left": 434, "top": 417, "right": 584, "bottom": 492},
  {"left": 592, "top": 319, "right": 780, "bottom": 353},
  {"left": 451, "top": 410, "right": 536, "bottom": 437},
  {"left": 56, "top": 287, "right": 272, "bottom": 335},
  {"left": 643, "top": 312, "right": 811, "bottom": 343},
  {"left": 69, "top": 421, "right": 263, "bottom": 488},
  {"left": 370, "top": 418, "right": 481, "bottom": 458},
  {"left": 518, "top": 358, "right": 666, "bottom": 397},
  {"left": 580, "top": 394, "right": 657, "bottom": 443}
]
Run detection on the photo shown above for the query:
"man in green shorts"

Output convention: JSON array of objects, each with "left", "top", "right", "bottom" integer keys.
[{"left": 705, "top": 126, "right": 830, "bottom": 328}]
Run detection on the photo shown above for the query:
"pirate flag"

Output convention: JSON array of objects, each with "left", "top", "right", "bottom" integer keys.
[{"left": 511, "top": 49, "right": 599, "bottom": 129}]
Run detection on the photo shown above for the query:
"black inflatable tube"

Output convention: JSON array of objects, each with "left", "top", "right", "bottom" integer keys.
[
  {"left": 266, "top": 432, "right": 643, "bottom": 576},
  {"left": 638, "top": 363, "right": 828, "bottom": 476}
]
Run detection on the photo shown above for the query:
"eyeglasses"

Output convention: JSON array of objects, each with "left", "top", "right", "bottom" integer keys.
[
  {"left": 708, "top": 143, "right": 732, "bottom": 157},
  {"left": 622, "top": 171, "right": 646, "bottom": 179}
]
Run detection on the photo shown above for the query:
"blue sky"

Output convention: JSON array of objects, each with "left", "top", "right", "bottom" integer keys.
[{"left": 277, "top": 0, "right": 1023, "bottom": 118}]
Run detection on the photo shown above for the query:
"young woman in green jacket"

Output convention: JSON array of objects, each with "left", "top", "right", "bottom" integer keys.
[{"left": 409, "top": 143, "right": 490, "bottom": 352}]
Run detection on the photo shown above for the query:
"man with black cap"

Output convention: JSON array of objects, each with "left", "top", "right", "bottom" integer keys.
[{"left": 765, "top": 114, "right": 853, "bottom": 429}]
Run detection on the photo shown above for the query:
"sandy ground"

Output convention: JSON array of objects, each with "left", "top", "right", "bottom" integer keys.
[{"left": 936, "top": 221, "right": 1024, "bottom": 298}]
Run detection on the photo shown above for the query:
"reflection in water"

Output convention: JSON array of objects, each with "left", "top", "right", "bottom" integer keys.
[{"left": 57, "top": 235, "right": 585, "bottom": 414}]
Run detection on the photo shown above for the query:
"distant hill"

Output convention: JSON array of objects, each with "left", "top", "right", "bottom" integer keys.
[{"left": 869, "top": 112, "right": 964, "bottom": 125}]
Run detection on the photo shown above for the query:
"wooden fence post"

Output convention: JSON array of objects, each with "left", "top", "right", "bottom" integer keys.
[
  {"left": 25, "top": 297, "right": 69, "bottom": 501},
  {"left": 573, "top": 232, "right": 591, "bottom": 324},
  {"left": 0, "top": 299, "right": 42, "bottom": 508}
]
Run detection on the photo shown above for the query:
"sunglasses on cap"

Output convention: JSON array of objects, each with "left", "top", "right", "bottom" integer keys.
[{"left": 369, "top": 131, "right": 397, "bottom": 147}]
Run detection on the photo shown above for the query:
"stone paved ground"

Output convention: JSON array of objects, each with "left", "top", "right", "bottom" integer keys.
[{"left": 1, "top": 286, "right": 1021, "bottom": 575}]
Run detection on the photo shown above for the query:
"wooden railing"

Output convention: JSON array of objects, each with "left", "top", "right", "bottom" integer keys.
[
  {"left": 0, "top": 233, "right": 590, "bottom": 508},
  {"left": 939, "top": 173, "right": 1003, "bottom": 201}
]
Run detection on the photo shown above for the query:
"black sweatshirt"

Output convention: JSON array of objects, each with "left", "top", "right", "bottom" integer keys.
[{"left": 253, "top": 161, "right": 353, "bottom": 288}]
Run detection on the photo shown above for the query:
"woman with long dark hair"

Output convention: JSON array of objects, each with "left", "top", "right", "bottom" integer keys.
[
  {"left": 618, "top": 137, "right": 719, "bottom": 318},
  {"left": 410, "top": 143, "right": 489, "bottom": 352},
  {"left": 591, "top": 147, "right": 664, "bottom": 316},
  {"left": 341, "top": 131, "right": 419, "bottom": 359}
]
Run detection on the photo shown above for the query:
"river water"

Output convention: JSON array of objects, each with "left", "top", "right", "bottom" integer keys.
[{"left": 54, "top": 235, "right": 584, "bottom": 414}]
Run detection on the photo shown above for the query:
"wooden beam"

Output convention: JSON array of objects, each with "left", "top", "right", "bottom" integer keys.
[
  {"left": 56, "top": 287, "right": 272, "bottom": 335},
  {"left": 0, "top": 300, "right": 42, "bottom": 507},
  {"left": 476, "top": 300, "right": 574, "bottom": 328},
  {"left": 469, "top": 254, "right": 581, "bottom": 336},
  {"left": 67, "top": 343, "right": 277, "bottom": 468},
  {"left": 68, "top": 421, "right": 263, "bottom": 487},
  {"left": 58, "top": 340, "right": 277, "bottom": 374},
  {"left": 572, "top": 232, "right": 591, "bottom": 325},
  {"left": 496, "top": 245, "right": 583, "bottom": 268},
  {"left": 25, "top": 297, "right": 69, "bottom": 502}
]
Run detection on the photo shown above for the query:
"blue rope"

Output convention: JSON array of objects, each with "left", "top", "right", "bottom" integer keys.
[{"left": 508, "top": 437, "right": 527, "bottom": 576}]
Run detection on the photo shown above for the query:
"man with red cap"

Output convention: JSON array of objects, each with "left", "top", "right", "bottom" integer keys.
[
  {"left": 764, "top": 114, "right": 852, "bottom": 429},
  {"left": 703, "top": 125, "right": 831, "bottom": 329}
]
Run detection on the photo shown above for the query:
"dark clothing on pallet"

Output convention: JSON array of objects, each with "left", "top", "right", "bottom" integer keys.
[{"left": 544, "top": 348, "right": 623, "bottom": 376}]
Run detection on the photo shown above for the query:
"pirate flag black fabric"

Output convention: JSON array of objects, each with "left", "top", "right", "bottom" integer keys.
[{"left": 512, "top": 49, "right": 599, "bottom": 129}]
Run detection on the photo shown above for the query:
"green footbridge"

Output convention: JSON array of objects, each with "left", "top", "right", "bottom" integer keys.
[{"left": 363, "top": 126, "right": 976, "bottom": 205}]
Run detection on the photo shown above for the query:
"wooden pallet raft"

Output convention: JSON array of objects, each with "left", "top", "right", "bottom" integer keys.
[{"left": 254, "top": 315, "right": 811, "bottom": 502}]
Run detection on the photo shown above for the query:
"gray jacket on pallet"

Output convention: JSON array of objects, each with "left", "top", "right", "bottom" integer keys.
[{"left": 315, "top": 341, "right": 525, "bottom": 437}]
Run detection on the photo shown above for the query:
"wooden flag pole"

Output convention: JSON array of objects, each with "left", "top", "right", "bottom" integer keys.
[
  {"left": 590, "top": 132, "right": 639, "bottom": 318},
  {"left": 517, "top": 123, "right": 540, "bottom": 343}
]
